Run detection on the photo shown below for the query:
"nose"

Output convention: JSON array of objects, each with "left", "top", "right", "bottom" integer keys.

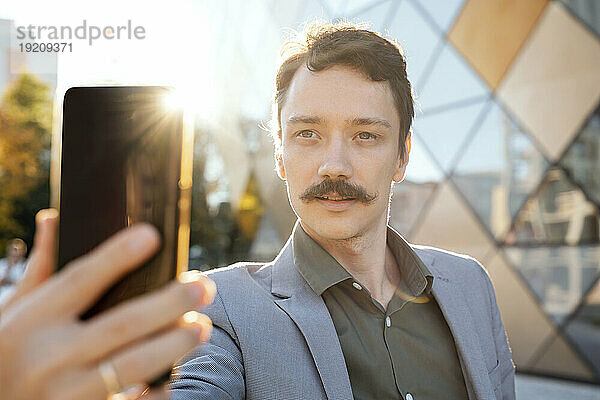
[{"left": 317, "top": 137, "right": 353, "bottom": 180}]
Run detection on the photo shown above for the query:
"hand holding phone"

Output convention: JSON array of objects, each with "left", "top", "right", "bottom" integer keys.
[{"left": 0, "top": 210, "right": 214, "bottom": 400}]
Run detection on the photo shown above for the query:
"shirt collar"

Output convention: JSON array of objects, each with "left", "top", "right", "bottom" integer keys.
[{"left": 292, "top": 221, "right": 433, "bottom": 297}]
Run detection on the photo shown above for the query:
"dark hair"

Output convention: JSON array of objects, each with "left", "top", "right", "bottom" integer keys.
[{"left": 271, "top": 20, "right": 415, "bottom": 160}]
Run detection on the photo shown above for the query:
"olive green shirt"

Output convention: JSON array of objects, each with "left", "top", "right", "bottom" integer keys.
[{"left": 293, "top": 224, "right": 469, "bottom": 400}]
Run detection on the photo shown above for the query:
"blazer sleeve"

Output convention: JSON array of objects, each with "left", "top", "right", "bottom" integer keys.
[
  {"left": 475, "top": 259, "right": 516, "bottom": 400},
  {"left": 169, "top": 290, "right": 245, "bottom": 400}
]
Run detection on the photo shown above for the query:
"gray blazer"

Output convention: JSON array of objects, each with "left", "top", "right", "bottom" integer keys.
[{"left": 170, "top": 231, "right": 515, "bottom": 400}]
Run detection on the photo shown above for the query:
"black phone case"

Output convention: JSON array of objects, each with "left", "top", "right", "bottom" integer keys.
[{"left": 57, "top": 86, "right": 194, "bottom": 387}]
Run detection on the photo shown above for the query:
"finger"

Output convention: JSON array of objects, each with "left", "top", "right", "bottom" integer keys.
[
  {"left": 1, "top": 209, "right": 58, "bottom": 312},
  {"left": 113, "top": 314, "right": 212, "bottom": 385},
  {"left": 46, "top": 373, "right": 149, "bottom": 400},
  {"left": 79, "top": 276, "right": 215, "bottom": 364},
  {"left": 30, "top": 223, "right": 161, "bottom": 318},
  {"left": 85, "top": 315, "right": 211, "bottom": 397}
]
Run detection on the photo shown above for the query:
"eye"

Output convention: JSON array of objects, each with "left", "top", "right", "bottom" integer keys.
[
  {"left": 297, "top": 130, "right": 317, "bottom": 139},
  {"left": 357, "top": 131, "right": 377, "bottom": 140}
]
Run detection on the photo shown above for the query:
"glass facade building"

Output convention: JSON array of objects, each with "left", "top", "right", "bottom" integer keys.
[{"left": 191, "top": 0, "right": 600, "bottom": 384}]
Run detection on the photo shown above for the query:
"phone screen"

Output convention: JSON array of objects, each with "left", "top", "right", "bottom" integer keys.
[{"left": 58, "top": 86, "right": 193, "bottom": 320}]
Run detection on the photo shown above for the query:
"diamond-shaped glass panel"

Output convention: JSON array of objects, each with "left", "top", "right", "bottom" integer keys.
[
  {"left": 448, "top": 0, "right": 548, "bottom": 89},
  {"left": 452, "top": 101, "right": 549, "bottom": 239},
  {"left": 496, "top": 2, "right": 600, "bottom": 161}
]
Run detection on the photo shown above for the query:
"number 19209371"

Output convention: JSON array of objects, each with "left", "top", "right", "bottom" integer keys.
[{"left": 19, "top": 42, "right": 72, "bottom": 52}]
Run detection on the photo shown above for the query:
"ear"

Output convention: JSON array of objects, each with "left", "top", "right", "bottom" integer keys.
[
  {"left": 392, "top": 134, "right": 411, "bottom": 183},
  {"left": 274, "top": 151, "right": 286, "bottom": 180}
]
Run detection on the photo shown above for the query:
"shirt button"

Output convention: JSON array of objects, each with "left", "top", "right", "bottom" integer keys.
[
  {"left": 406, "top": 393, "right": 414, "bottom": 400},
  {"left": 385, "top": 316, "right": 391, "bottom": 327},
  {"left": 352, "top": 282, "right": 362, "bottom": 290}
]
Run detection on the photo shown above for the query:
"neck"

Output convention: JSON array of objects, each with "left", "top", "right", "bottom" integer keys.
[{"left": 300, "top": 216, "right": 401, "bottom": 308}]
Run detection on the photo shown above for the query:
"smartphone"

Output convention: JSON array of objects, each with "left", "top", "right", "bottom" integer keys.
[{"left": 57, "top": 86, "right": 194, "bottom": 319}]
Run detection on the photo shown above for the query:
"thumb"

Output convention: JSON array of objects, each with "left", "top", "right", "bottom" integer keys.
[{"left": 1, "top": 209, "right": 58, "bottom": 311}]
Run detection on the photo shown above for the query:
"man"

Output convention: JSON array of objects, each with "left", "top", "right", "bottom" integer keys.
[
  {"left": 0, "top": 238, "right": 28, "bottom": 285},
  {"left": 0, "top": 239, "right": 28, "bottom": 304},
  {"left": 169, "top": 21, "right": 515, "bottom": 400}
]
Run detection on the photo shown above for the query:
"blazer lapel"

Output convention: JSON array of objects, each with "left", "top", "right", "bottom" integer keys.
[
  {"left": 271, "top": 234, "right": 353, "bottom": 400},
  {"left": 414, "top": 248, "right": 496, "bottom": 400}
]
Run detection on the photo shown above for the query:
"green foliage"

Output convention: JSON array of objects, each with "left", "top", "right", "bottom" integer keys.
[{"left": 0, "top": 73, "right": 52, "bottom": 256}]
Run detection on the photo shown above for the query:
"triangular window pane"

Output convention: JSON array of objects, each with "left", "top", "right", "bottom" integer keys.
[{"left": 561, "top": 106, "right": 600, "bottom": 207}]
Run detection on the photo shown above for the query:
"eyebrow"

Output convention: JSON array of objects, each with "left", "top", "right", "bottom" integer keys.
[
  {"left": 348, "top": 117, "right": 392, "bottom": 130},
  {"left": 286, "top": 114, "right": 392, "bottom": 130},
  {"left": 286, "top": 114, "right": 325, "bottom": 125}
]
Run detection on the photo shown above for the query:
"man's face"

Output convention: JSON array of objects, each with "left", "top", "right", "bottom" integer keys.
[
  {"left": 277, "top": 65, "right": 409, "bottom": 241},
  {"left": 7, "top": 246, "right": 23, "bottom": 262}
]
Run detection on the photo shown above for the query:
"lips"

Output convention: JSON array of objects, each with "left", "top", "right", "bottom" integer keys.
[
  {"left": 315, "top": 192, "right": 356, "bottom": 201},
  {"left": 314, "top": 193, "right": 357, "bottom": 212},
  {"left": 316, "top": 195, "right": 356, "bottom": 201}
]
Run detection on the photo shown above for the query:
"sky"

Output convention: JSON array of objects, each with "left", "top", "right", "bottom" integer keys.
[{"left": 0, "top": 0, "right": 219, "bottom": 118}]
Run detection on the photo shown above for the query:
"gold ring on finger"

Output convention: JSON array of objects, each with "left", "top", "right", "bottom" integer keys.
[{"left": 98, "top": 360, "right": 121, "bottom": 395}]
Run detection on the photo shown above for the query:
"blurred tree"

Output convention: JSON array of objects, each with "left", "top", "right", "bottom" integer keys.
[{"left": 0, "top": 73, "right": 52, "bottom": 256}]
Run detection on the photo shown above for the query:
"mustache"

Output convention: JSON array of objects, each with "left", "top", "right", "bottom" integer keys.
[{"left": 299, "top": 179, "right": 378, "bottom": 204}]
